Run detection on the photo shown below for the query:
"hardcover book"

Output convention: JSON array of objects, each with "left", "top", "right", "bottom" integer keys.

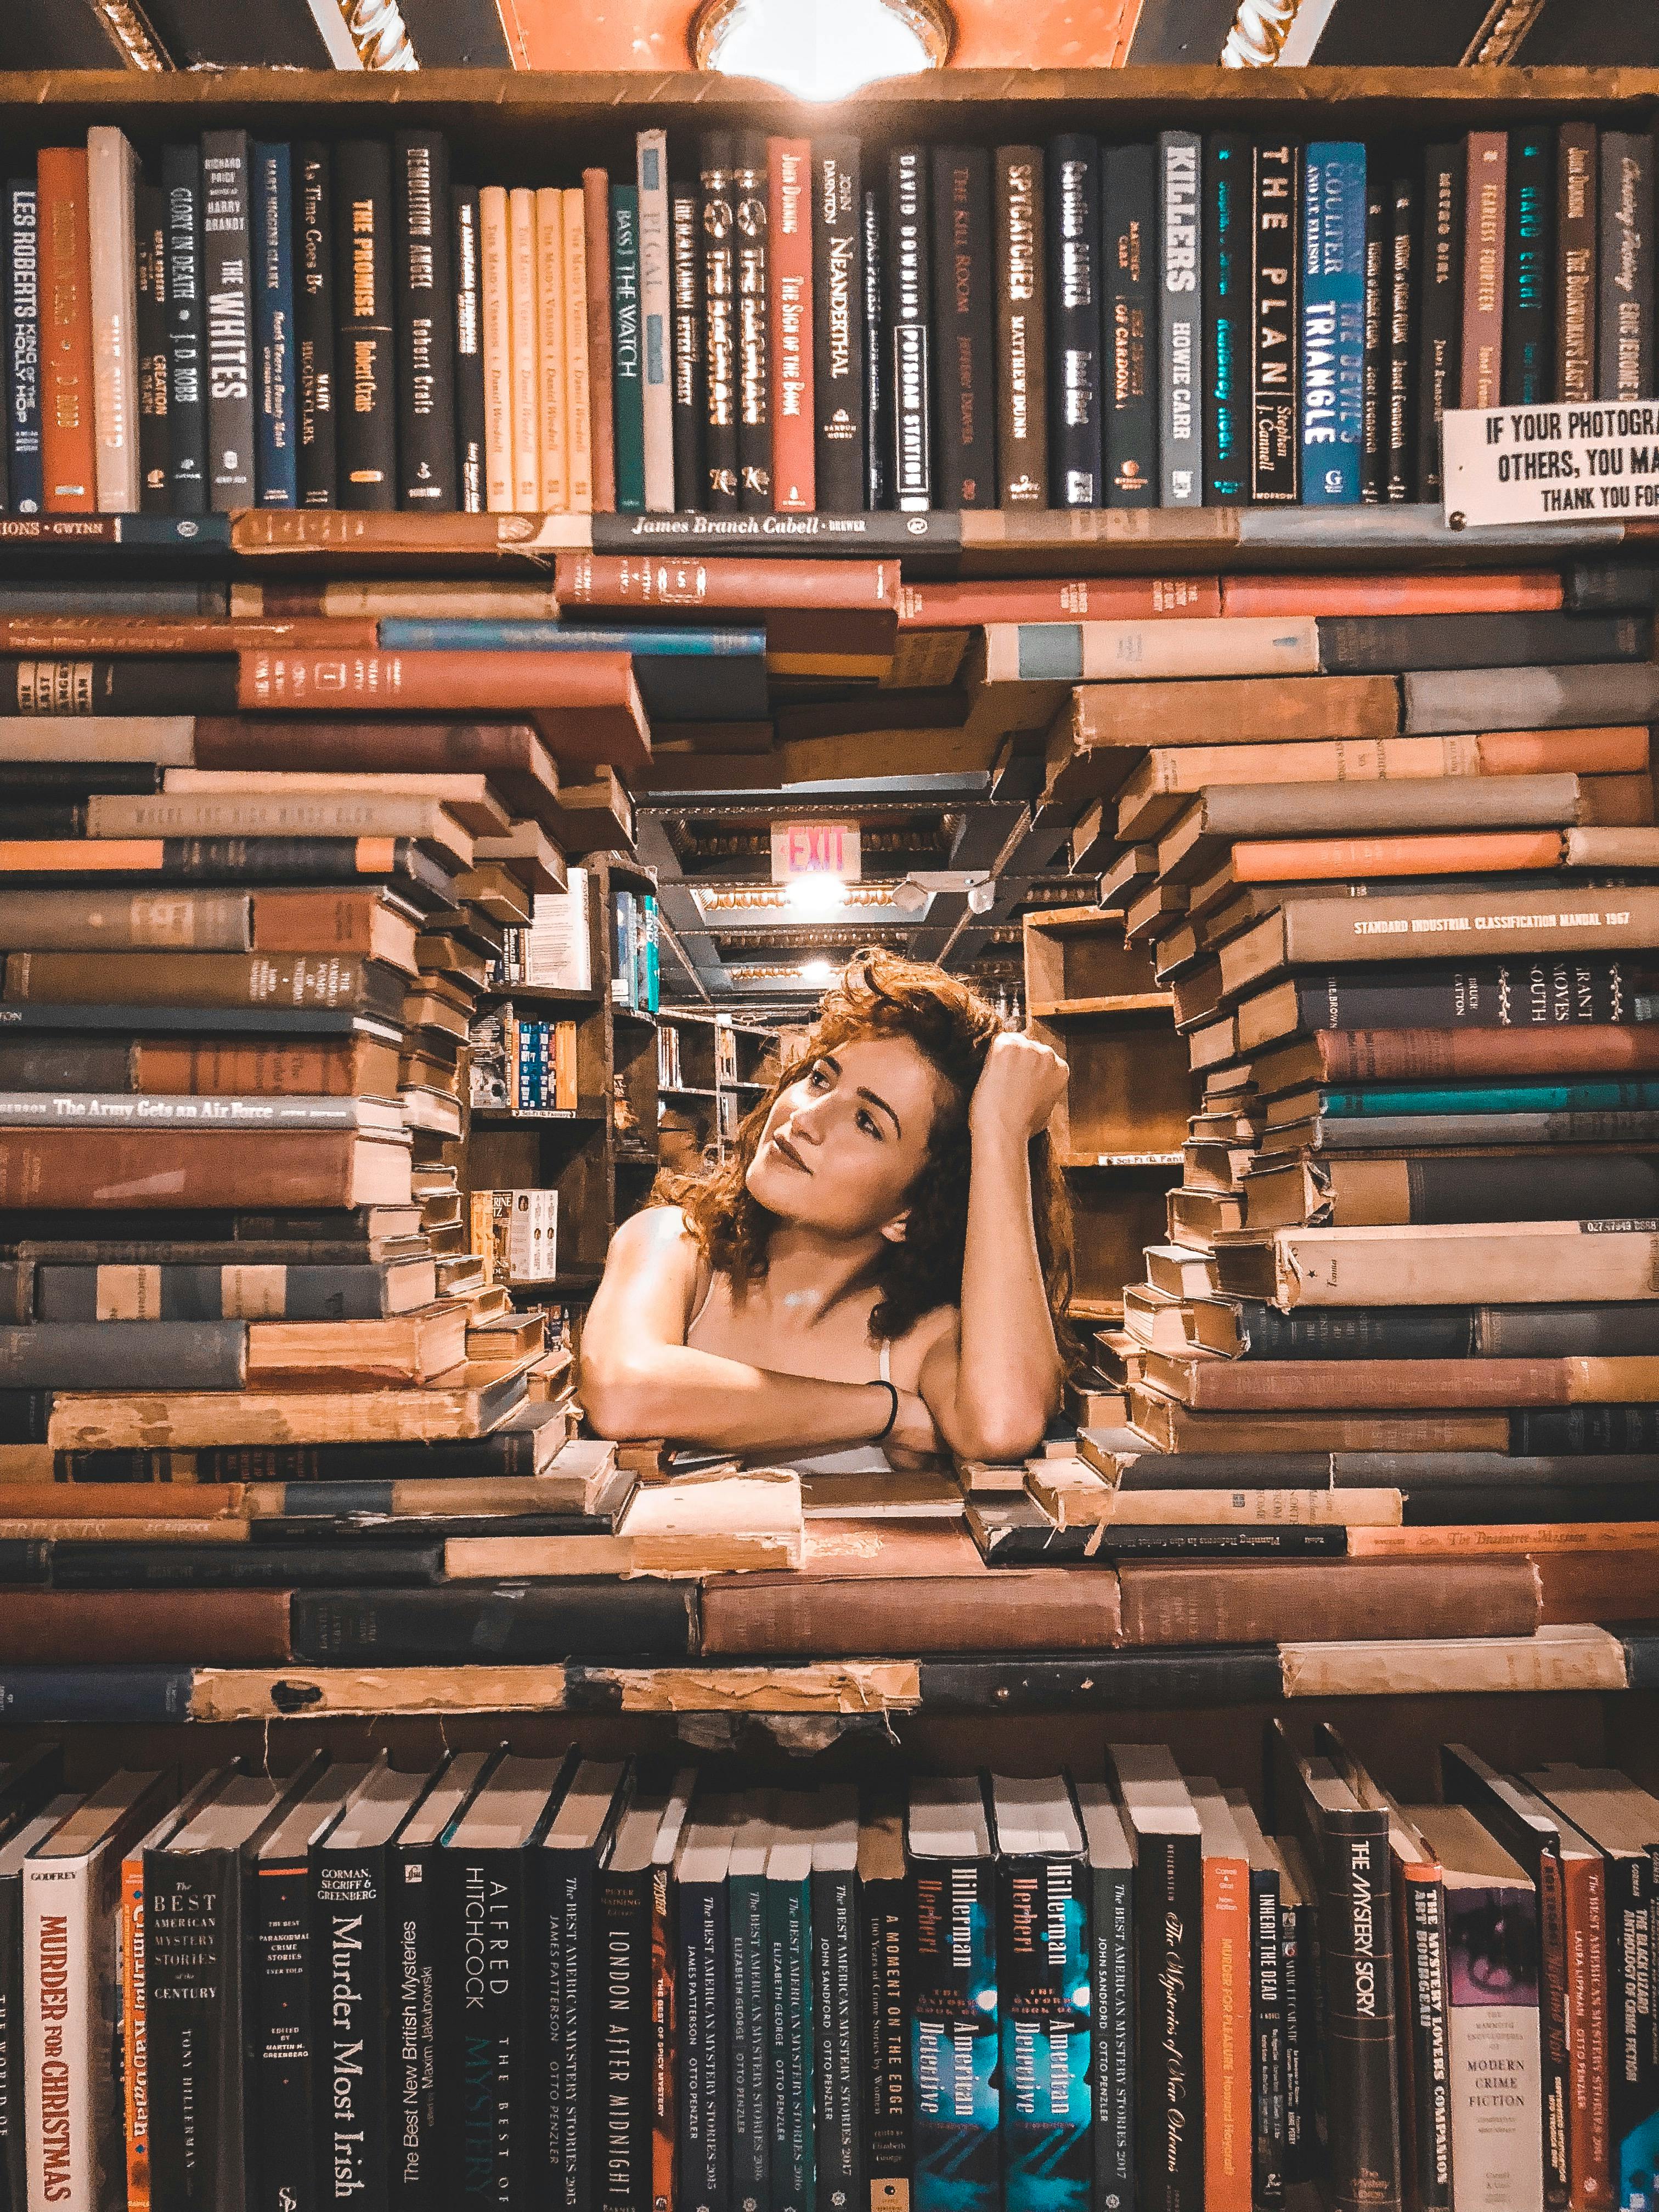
[{"left": 909, "top": 1779, "right": 998, "bottom": 2212}]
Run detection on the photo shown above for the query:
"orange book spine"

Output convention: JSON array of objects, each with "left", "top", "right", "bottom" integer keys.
[
  {"left": 1475, "top": 727, "right": 1650, "bottom": 775},
  {"left": 478, "top": 186, "right": 515, "bottom": 514},
  {"left": 534, "top": 188, "right": 568, "bottom": 512},
  {"left": 237, "top": 647, "right": 632, "bottom": 712},
  {"left": 38, "top": 148, "right": 97, "bottom": 514},
  {"left": 0, "top": 1485, "right": 243, "bottom": 1516},
  {"left": 132, "top": 1036, "right": 383, "bottom": 1095},
  {"left": 1352, "top": 1522, "right": 1659, "bottom": 1557},
  {"left": 250, "top": 888, "right": 400, "bottom": 954},
  {"left": 900, "top": 574, "right": 1218, "bottom": 624},
  {"left": 121, "top": 1851, "right": 150, "bottom": 2212},
  {"left": 1564, "top": 1855, "right": 1613, "bottom": 2211},
  {"left": 561, "top": 186, "right": 592, "bottom": 514},
  {"left": 582, "top": 170, "right": 616, "bottom": 512},
  {"left": 1231, "top": 829, "right": 1565, "bottom": 882},
  {"left": 554, "top": 551, "right": 895, "bottom": 611},
  {"left": 1203, "top": 1845, "right": 1251, "bottom": 2212},
  {"left": 0, "top": 617, "right": 375, "bottom": 654},
  {"left": 0, "top": 839, "right": 167, "bottom": 873},
  {"left": 507, "top": 188, "right": 541, "bottom": 514},
  {"left": 768, "top": 137, "right": 815, "bottom": 512},
  {"left": 1222, "top": 571, "right": 1562, "bottom": 618}
]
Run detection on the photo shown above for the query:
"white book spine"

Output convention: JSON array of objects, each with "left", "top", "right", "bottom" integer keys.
[
  {"left": 508, "top": 188, "right": 541, "bottom": 513},
  {"left": 561, "top": 187, "right": 594, "bottom": 514},
  {"left": 1445, "top": 1985, "right": 1544, "bottom": 2212},
  {"left": 478, "top": 187, "right": 515, "bottom": 513},
  {"left": 534, "top": 189, "right": 568, "bottom": 513},
  {"left": 0, "top": 718, "right": 196, "bottom": 762},
  {"left": 636, "top": 129, "right": 675, "bottom": 512},
  {"left": 23, "top": 1858, "right": 94, "bottom": 2212},
  {"left": 87, "top": 128, "right": 140, "bottom": 516}
]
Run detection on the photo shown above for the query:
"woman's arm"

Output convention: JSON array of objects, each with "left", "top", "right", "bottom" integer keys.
[
  {"left": 919, "top": 1032, "right": 1068, "bottom": 1463},
  {"left": 579, "top": 1205, "right": 932, "bottom": 1453}
]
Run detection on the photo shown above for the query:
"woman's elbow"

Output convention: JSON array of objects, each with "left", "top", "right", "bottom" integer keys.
[
  {"left": 578, "top": 1357, "right": 660, "bottom": 1440},
  {"left": 955, "top": 1404, "right": 1050, "bottom": 1466}
]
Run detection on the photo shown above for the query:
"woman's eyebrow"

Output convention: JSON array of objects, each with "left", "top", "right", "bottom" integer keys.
[{"left": 856, "top": 1086, "right": 902, "bottom": 1137}]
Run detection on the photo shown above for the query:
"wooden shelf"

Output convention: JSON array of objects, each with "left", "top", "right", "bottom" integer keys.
[
  {"left": 481, "top": 984, "right": 602, "bottom": 1008},
  {"left": 1060, "top": 1150, "right": 1185, "bottom": 1170},
  {"left": 1030, "top": 993, "right": 1176, "bottom": 1020},
  {"left": 471, "top": 1105, "right": 605, "bottom": 1124},
  {"left": 613, "top": 1005, "right": 658, "bottom": 1026},
  {"left": 661, "top": 1083, "right": 718, "bottom": 1099}
]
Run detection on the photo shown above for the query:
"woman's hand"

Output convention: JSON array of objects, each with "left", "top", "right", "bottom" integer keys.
[
  {"left": 968, "top": 1030, "right": 1068, "bottom": 1144},
  {"left": 885, "top": 1387, "right": 945, "bottom": 1468}
]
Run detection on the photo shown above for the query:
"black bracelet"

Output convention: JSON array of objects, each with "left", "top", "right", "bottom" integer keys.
[{"left": 870, "top": 1380, "right": 900, "bottom": 1442}]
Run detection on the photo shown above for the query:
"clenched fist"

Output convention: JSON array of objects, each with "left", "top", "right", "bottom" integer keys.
[{"left": 969, "top": 1030, "right": 1069, "bottom": 1143}]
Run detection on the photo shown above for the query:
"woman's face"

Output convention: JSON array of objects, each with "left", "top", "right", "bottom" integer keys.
[{"left": 745, "top": 1033, "right": 947, "bottom": 1239}]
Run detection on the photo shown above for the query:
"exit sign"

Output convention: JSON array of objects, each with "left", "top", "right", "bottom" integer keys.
[{"left": 771, "top": 821, "right": 861, "bottom": 883}]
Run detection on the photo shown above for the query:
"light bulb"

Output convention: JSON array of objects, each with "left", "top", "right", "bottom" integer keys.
[
  {"left": 785, "top": 874, "right": 847, "bottom": 916},
  {"left": 798, "top": 958, "right": 834, "bottom": 985}
]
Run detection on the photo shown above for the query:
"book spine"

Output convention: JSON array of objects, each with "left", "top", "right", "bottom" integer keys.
[
  {"left": 911, "top": 1855, "right": 998, "bottom": 2212},
  {"left": 1609, "top": 1852, "right": 1655, "bottom": 2212},
  {"left": 121, "top": 1852, "right": 150, "bottom": 2212},
  {"left": 295, "top": 145, "right": 337, "bottom": 509},
  {"left": 1158, "top": 129, "right": 1201, "bottom": 509},
  {"left": 635, "top": 131, "right": 675, "bottom": 514},
  {"left": 1090, "top": 1853, "right": 1135, "bottom": 2212},
  {"left": 1300, "top": 140, "right": 1365, "bottom": 506},
  {"left": 252, "top": 143, "right": 296, "bottom": 510},
  {"left": 812, "top": 140, "right": 864, "bottom": 514},
  {"left": 1361, "top": 177, "right": 1386, "bottom": 503},
  {"left": 1504, "top": 128, "right": 1553, "bottom": 407},
  {"left": 1556, "top": 124, "right": 1598, "bottom": 404},
  {"left": 144, "top": 1849, "right": 242, "bottom": 2212},
  {"left": 1597, "top": 132, "right": 1654, "bottom": 404},
  {"left": 1103, "top": 142, "right": 1155, "bottom": 506},
  {"left": 1461, "top": 132, "right": 1508, "bottom": 410},
  {"left": 539, "top": 1848, "right": 597, "bottom": 2212},
  {"left": 610, "top": 185, "right": 645, "bottom": 515},
  {"left": 1399, "top": 1872, "right": 1454, "bottom": 2212},
  {"left": 134, "top": 183, "right": 168, "bottom": 513},
  {"left": 1443, "top": 1872, "right": 1543, "bottom": 2212},
  {"left": 1386, "top": 171, "right": 1416, "bottom": 503},
  {"left": 7, "top": 183, "right": 41, "bottom": 517},
  {"left": 594, "top": 1865, "right": 652, "bottom": 2212},
  {"left": 861, "top": 190, "right": 885, "bottom": 511},
  {"left": 0, "top": 1318, "right": 246, "bottom": 1390},
  {"left": 769, "top": 137, "right": 815, "bottom": 514},
  {"left": 394, "top": 133, "right": 455, "bottom": 511},
  {"left": 201, "top": 132, "right": 254, "bottom": 512},
  {"left": 768, "top": 1867, "right": 814, "bottom": 2212},
  {"left": 861, "top": 1871, "right": 910, "bottom": 2210},
  {"left": 1320, "top": 1816, "right": 1403, "bottom": 2212},
  {"left": 1250, "top": 1864, "right": 1286, "bottom": 2212},
  {"left": 561, "top": 188, "right": 592, "bottom": 515},
  {"left": 0, "top": 1873, "right": 21, "bottom": 2212},
  {"left": 581, "top": 171, "right": 615, "bottom": 514},
  {"left": 253, "top": 1855, "right": 317, "bottom": 2212},
  {"left": 886, "top": 148, "right": 931, "bottom": 514},
  {"left": 390, "top": 1843, "right": 441, "bottom": 2212},
  {"left": 334, "top": 141, "right": 397, "bottom": 512},
  {"left": 1001, "top": 1853, "right": 1089, "bottom": 2212},
  {"left": 1204, "top": 133, "right": 1249, "bottom": 505},
  {"left": 670, "top": 178, "right": 706, "bottom": 512},
  {"left": 810, "top": 1867, "right": 861, "bottom": 2212},
  {"left": 23, "top": 1854, "right": 95, "bottom": 2212},
  {"left": 995, "top": 148, "right": 1047, "bottom": 507},
  {"left": 679, "top": 1877, "right": 730, "bottom": 2212},
  {"left": 1417, "top": 141, "right": 1463, "bottom": 502},
  {"left": 315, "top": 1848, "right": 389, "bottom": 2212},
  {"left": 1203, "top": 1844, "right": 1251, "bottom": 2212},
  {"left": 534, "top": 190, "right": 567, "bottom": 513},
  {"left": 1252, "top": 140, "right": 1299, "bottom": 503},
  {"left": 1280, "top": 1892, "right": 1316, "bottom": 2186},
  {"left": 1048, "top": 136, "right": 1102, "bottom": 508},
  {"left": 699, "top": 138, "right": 739, "bottom": 514},
  {"left": 733, "top": 135, "right": 771, "bottom": 511},
  {"left": 648, "top": 1866, "right": 676, "bottom": 2212},
  {"left": 1562, "top": 1857, "right": 1611, "bottom": 2212},
  {"left": 477, "top": 188, "right": 512, "bottom": 512},
  {"left": 37, "top": 149, "right": 95, "bottom": 514},
  {"left": 1534, "top": 1852, "right": 1571, "bottom": 2212},
  {"left": 452, "top": 188, "right": 486, "bottom": 515},
  {"left": 442, "top": 1849, "right": 523, "bottom": 2212},
  {"left": 507, "top": 189, "right": 538, "bottom": 512},
  {"left": 88, "top": 128, "right": 140, "bottom": 514},
  {"left": 1137, "top": 1834, "right": 1201, "bottom": 2212}
]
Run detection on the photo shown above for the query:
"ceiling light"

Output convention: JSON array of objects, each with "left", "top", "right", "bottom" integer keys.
[
  {"left": 799, "top": 958, "right": 835, "bottom": 985},
  {"left": 890, "top": 877, "right": 929, "bottom": 915},
  {"left": 785, "top": 874, "right": 847, "bottom": 917},
  {"left": 966, "top": 878, "right": 997, "bottom": 915},
  {"left": 690, "top": 0, "right": 952, "bottom": 99}
]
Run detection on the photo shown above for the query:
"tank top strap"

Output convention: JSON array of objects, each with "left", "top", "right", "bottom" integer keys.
[{"left": 878, "top": 1337, "right": 892, "bottom": 1383}]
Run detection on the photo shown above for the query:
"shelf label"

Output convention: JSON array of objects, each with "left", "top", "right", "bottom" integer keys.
[
  {"left": 1441, "top": 401, "right": 1659, "bottom": 526},
  {"left": 771, "top": 820, "right": 862, "bottom": 883}
]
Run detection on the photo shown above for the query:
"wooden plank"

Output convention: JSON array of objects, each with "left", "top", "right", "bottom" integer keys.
[{"left": 185, "top": 1660, "right": 922, "bottom": 1720}]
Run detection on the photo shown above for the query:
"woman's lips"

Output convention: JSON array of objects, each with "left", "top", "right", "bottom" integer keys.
[{"left": 771, "top": 1130, "right": 810, "bottom": 1172}]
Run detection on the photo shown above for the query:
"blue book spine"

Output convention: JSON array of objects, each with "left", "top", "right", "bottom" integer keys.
[
  {"left": 0, "top": 1665, "right": 195, "bottom": 1722},
  {"left": 1300, "top": 141, "right": 1367, "bottom": 505},
  {"left": 611, "top": 184, "right": 646, "bottom": 514},
  {"left": 642, "top": 894, "right": 659, "bottom": 1015},
  {"left": 1157, "top": 129, "right": 1203, "bottom": 508},
  {"left": 162, "top": 143, "right": 208, "bottom": 515},
  {"left": 253, "top": 143, "right": 297, "bottom": 509},
  {"left": 1204, "top": 134, "right": 1250, "bottom": 505},
  {"left": 7, "top": 183, "right": 40, "bottom": 516},
  {"left": 375, "top": 618, "right": 767, "bottom": 657},
  {"left": 1001, "top": 1854, "right": 1090, "bottom": 2212},
  {"left": 911, "top": 1857, "right": 998, "bottom": 2212},
  {"left": 1324, "top": 1078, "right": 1659, "bottom": 1118},
  {"left": 766, "top": 1866, "right": 815, "bottom": 2212}
]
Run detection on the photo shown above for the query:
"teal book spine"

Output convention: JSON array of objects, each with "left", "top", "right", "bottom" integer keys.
[
  {"left": 375, "top": 619, "right": 766, "bottom": 657},
  {"left": 730, "top": 1864, "right": 770, "bottom": 2209},
  {"left": 611, "top": 185, "right": 646, "bottom": 513},
  {"left": 1001, "top": 1853, "right": 1091, "bottom": 2212},
  {"left": 911, "top": 1859, "right": 998, "bottom": 2212},
  {"left": 1322, "top": 1077, "right": 1659, "bottom": 1116},
  {"left": 767, "top": 1871, "right": 815, "bottom": 2212},
  {"left": 1300, "top": 140, "right": 1366, "bottom": 505}
]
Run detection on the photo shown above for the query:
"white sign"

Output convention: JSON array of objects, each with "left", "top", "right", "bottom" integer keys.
[
  {"left": 770, "top": 821, "right": 862, "bottom": 883},
  {"left": 1442, "top": 401, "right": 1659, "bottom": 526}
]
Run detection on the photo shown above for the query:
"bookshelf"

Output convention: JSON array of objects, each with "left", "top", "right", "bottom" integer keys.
[{"left": 658, "top": 1007, "right": 777, "bottom": 1156}]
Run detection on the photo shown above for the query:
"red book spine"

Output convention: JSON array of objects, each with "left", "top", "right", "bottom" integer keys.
[
  {"left": 37, "top": 149, "right": 97, "bottom": 514},
  {"left": 236, "top": 647, "right": 633, "bottom": 712},
  {"left": 582, "top": 168, "right": 617, "bottom": 513},
  {"left": 554, "top": 551, "right": 893, "bottom": 611},
  {"left": 897, "top": 574, "right": 1221, "bottom": 624},
  {"left": 1460, "top": 133, "right": 1508, "bottom": 409},
  {"left": 767, "top": 138, "right": 815, "bottom": 512}
]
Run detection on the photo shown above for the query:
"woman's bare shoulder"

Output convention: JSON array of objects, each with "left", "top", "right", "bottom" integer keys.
[{"left": 606, "top": 1203, "right": 702, "bottom": 1271}]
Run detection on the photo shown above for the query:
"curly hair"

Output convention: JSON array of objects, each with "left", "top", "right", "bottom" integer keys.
[{"left": 656, "top": 949, "right": 1075, "bottom": 1348}]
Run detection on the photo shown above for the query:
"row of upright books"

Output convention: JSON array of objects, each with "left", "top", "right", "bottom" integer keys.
[
  {"left": 0, "top": 1730, "right": 1652, "bottom": 2212},
  {"left": 8, "top": 118, "right": 1653, "bottom": 521}
]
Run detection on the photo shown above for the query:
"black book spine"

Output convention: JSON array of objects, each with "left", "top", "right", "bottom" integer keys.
[
  {"left": 1252, "top": 139, "right": 1299, "bottom": 504},
  {"left": 729, "top": 1861, "right": 768, "bottom": 2206},
  {"left": 201, "top": 130, "right": 255, "bottom": 512},
  {"left": 1556, "top": 123, "right": 1598, "bottom": 404},
  {"left": 1416, "top": 141, "right": 1463, "bottom": 501},
  {"left": 1137, "top": 1832, "right": 1201, "bottom": 2212},
  {"left": 393, "top": 133, "right": 455, "bottom": 511},
  {"left": 679, "top": 1875, "right": 730, "bottom": 2212},
  {"left": 1088, "top": 1847, "right": 1134, "bottom": 2212},
  {"left": 1361, "top": 173, "right": 1387, "bottom": 504},
  {"left": 1319, "top": 606, "right": 1647, "bottom": 670},
  {"left": 254, "top": 1852, "right": 319, "bottom": 2212},
  {"left": 290, "top": 1584, "right": 697, "bottom": 1663},
  {"left": 930, "top": 145, "right": 996, "bottom": 510},
  {"left": 1279, "top": 1891, "right": 1317, "bottom": 2186},
  {"left": 6, "top": 180, "right": 40, "bottom": 520},
  {"left": 595, "top": 1864, "right": 653, "bottom": 2212},
  {"left": 162, "top": 143, "right": 207, "bottom": 515},
  {"left": 1250, "top": 1860, "right": 1286, "bottom": 2212},
  {"left": 811, "top": 1864, "right": 862, "bottom": 2212},
  {"left": 669, "top": 177, "right": 706, "bottom": 514},
  {"left": 0, "top": 1869, "right": 21, "bottom": 2212},
  {"left": 1398, "top": 1873, "right": 1453, "bottom": 2212},
  {"left": 1599, "top": 132, "right": 1655, "bottom": 404},
  {"left": 0, "top": 1392, "right": 50, "bottom": 1446},
  {"left": 543, "top": 1847, "right": 601, "bottom": 2212},
  {"left": 313, "top": 1846, "right": 390, "bottom": 2212},
  {"left": 1048, "top": 135, "right": 1102, "bottom": 508},
  {"left": 812, "top": 138, "right": 864, "bottom": 514},
  {"left": 861, "top": 1867, "right": 910, "bottom": 2203},
  {"left": 451, "top": 188, "right": 486, "bottom": 516},
  {"left": 886, "top": 147, "right": 932, "bottom": 513},
  {"left": 1319, "top": 1815, "right": 1402, "bottom": 2212},
  {"left": 861, "top": 190, "right": 886, "bottom": 510},
  {"left": 1104, "top": 141, "right": 1156, "bottom": 507},
  {"left": 1510, "top": 1405, "right": 1659, "bottom": 1454},
  {"left": 442, "top": 1847, "right": 527, "bottom": 2212},
  {"left": 1386, "top": 172, "right": 1416, "bottom": 503},
  {"left": 995, "top": 147, "right": 1048, "bottom": 508},
  {"left": 1298, "top": 956, "right": 1647, "bottom": 1034},
  {"left": 135, "top": 182, "right": 170, "bottom": 514},
  {"left": 1504, "top": 127, "right": 1554, "bottom": 405},
  {"left": 295, "top": 144, "right": 337, "bottom": 509},
  {"left": 733, "top": 133, "right": 771, "bottom": 512},
  {"left": 0, "top": 655, "right": 236, "bottom": 715},
  {"left": 1234, "top": 1303, "right": 1479, "bottom": 1359},
  {"left": 145, "top": 1846, "right": 244, "bottom": 2212},
  {"left": 698, "top": 136, "right": 740, "bottom": 514},
  {"left": 1204, "top": 132, "right": 1250, "bottom": 505},
  {"left": 390, "top": 1839, "right": 442, "bottom": 2212},
  {"left": 334, "top": 140, "right": 397, "bottom": 511}
]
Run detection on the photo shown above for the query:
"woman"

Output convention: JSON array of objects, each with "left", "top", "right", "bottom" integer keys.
[{"left": 581, "top": 950, "right": 1072, "bottom": 1466}]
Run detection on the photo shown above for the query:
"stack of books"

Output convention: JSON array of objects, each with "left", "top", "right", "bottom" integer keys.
[{"left": 1022, "top": 563, "right": 1659, "bottom": 1618}]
